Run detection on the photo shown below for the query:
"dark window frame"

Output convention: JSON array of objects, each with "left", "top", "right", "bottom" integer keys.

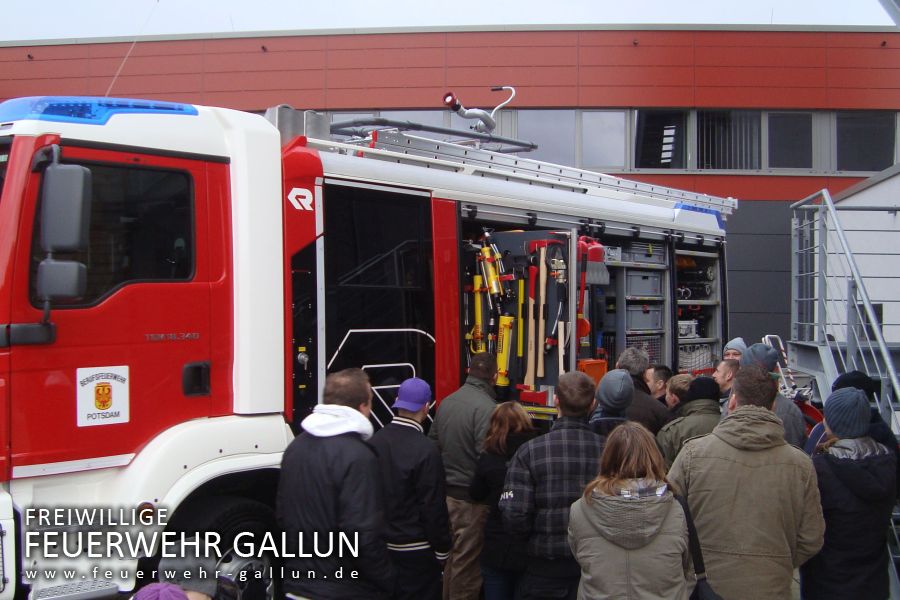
[
  {"left": 29, "top": 158, "right": 196, "bottom": 309},
  {"left": 767, "top": 112, "right": 814, "bottom": 170},
  {"left": 836, "top": 111, "right": 896, "bottom": 172},
  {"left": 634, "top": 109, "right": 688, "bottom": 169}
]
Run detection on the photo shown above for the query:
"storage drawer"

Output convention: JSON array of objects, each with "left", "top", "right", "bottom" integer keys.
[
  {"left": 626, "top": 271, "right": 662, "bottom": 297},
  {"left": 626, "top": 304, "right": 663, "bottom": 330},
  {"left": 622, "top": 241, "right": 666, "bottom": 265}
]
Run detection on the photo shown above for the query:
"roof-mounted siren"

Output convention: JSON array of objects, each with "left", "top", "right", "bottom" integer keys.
[{"left": 443, "top": 86, "right": 516, "bottom": 134}]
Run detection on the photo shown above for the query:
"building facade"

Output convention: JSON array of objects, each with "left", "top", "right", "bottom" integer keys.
[{"left": 2, "top": 25, "right": 899, "bottom": 344}]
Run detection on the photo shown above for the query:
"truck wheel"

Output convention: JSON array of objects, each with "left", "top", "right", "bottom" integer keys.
[{"left": 171, "top": 496, "right": 278, "bottom": 600}]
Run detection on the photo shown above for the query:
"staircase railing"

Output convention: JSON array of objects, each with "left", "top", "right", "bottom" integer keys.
[
  {"left": 791, "top": 189, "right": 900, "bottom": 426},
  {"left": 792, "top": 188, "right": 900, "bottom": 597}
]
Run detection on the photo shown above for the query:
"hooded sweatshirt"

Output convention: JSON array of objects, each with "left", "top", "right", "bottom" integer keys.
[
  {"left": 800, "top": 437, "right": 897, "bottom": 600},
  {"left": 276, "top": 404, "right": 393, "bottom": 599},
  {"left": 668, "top": 405, "right": 825, "bottom": 600},
  {"left": 568, "top": 488, "right": 690, "bottom": 600}
]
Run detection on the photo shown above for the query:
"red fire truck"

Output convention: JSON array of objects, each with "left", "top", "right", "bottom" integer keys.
[{"left": 0, "top": 96, "right": 735, "bottom": 600}]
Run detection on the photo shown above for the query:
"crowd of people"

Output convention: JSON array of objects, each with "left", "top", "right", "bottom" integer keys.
[{"left": 272, "top": 338, "right": 898, "bottom": 600}]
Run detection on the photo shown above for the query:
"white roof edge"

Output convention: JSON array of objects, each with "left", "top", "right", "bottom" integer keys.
[
  {"left": 833, "top": 162, "right": 900, "bottom": 203},
  {"left": 2, "top": 23, "right": 898, "bottom": 48}
]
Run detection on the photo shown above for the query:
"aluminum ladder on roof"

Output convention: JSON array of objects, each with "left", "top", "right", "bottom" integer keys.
[
  {"left": 264, "top": 105, "right": 737, "bottom": 217},
  {"left": 786, "top": 188, "right": 900, "bottom": 597},
  {"left": 356, "top": 129, "right": 737, "bottom": 216}
]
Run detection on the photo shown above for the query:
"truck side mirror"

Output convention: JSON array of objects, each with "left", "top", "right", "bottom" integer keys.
[
  {"left": 40, "top": 163, "right": 91, "bottom": 253},
  {"left": 37, "top": 258, "right": 87, "bottom": 301}
]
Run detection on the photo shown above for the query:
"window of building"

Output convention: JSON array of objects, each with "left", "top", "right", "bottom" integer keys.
[
  {"left": 697, "top": 110, "right": 760, "bottom": 170},
  {"left": 634, "top": 110, "right": 687, "bottom": 169},
  {"left": 836, "top": 111, "right": 896, "bottom": 172},
  {"left": 380, "top": 110, "right": 447, "bottom": 139},
  {"left": 517, "top": 109, "right": 577, "bottom": 166},
  {"left": 32, "top": 163, "right": 193, "bottom": 306},
  {"left": 768, "top": 112, "right": 813, "bottom": 169},
  {"left": 581, "top": 111, "right": 626, "bottom": 168}
]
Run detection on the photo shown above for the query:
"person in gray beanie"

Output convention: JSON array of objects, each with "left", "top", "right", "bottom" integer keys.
[
  {"left": 800, "top": 387, "right": 898, "bottom": 600},
  {"left": 589, "top": 369, "right": 633, "bottom": 436},
  {"left": 723, "top": 337, "right": 747, "bottom": 360},
  {"left": 613, "top": 348, "right": 672, "bottom": 434},
  {"left": 739, "top": 343, "right": 807, "bottom": 447}
]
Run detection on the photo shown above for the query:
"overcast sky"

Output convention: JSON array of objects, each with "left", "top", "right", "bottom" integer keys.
[{"left": 0, "top": 0, "right": 895, "bottom": 43}]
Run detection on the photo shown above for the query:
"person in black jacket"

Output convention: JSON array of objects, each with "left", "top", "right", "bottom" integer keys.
[
  {"left": 499, "top": 371, "right": 604, "bottom": 600},
  {"left": 370, "top": 377, "right": 452, "bottom": 600},
  {"left": 800, "top": 387, "right": 898, "bottom": 600},
  {"left": 276, "top": 368, "right": 394, "bottom": 600},
  {"left": 469, "top": 401, "right": 539, "bottom": 600}
]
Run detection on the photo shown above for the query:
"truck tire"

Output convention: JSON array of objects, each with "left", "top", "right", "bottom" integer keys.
[{"left": 170, "top": 496, "right": 278, "bottom": 600}]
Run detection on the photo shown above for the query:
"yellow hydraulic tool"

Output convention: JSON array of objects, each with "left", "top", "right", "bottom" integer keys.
[
  {"left": 516, "top": 279, "right": 525, "bottom": 358},
  {"left": 469, "top": 274, "right": 486, "bottom": 354},
  {"left": 496, "top": 314, "right": 514, "bottom": 389}
]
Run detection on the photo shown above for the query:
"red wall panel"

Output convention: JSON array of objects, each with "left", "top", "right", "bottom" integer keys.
[
  {"left": 620, "top": 173, "right": 864, "bottom": 201},
  {"left": 0, "top": 28, "right": 896, "bottom": 112}
]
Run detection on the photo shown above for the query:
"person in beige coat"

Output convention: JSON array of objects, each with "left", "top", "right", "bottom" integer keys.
[
  {"left": 668, "top": 366, "right": 825, "bottom": 600},
  {"left": 569, "top": 422, "right": 690, "bottom": 600}
]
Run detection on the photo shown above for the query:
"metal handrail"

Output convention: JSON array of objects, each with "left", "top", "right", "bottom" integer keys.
[{"left": 792, "top": 188, "right": 900, "bottom": 416}]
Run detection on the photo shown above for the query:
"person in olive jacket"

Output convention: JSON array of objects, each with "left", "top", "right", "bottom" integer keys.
[
  {"left": 668, "top": 366, "right": 824, "bottom": 600},
  {"left": 656, "top": 376, "right": 721, "bottom": 467},
  {"left": 800, "top": 387, "right": 898, "bottom": 600},
  {"left": 469, "top": 401, "right": 539, "bottom": 600},
  {"left": 429, "top": 352, "right": 498, "bottom": 600}
]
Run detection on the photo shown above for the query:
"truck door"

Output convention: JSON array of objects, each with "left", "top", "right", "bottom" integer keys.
[
  {"left": 285, "top": 179, "right": 437, "bottom": 430},
  {"left": 7, "top": 144, "right": 214, "bottom": 476}
]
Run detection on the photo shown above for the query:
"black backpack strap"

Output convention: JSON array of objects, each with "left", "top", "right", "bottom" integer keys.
[{"left": 674, "top": 494, "right": 708, "bottom": 580}]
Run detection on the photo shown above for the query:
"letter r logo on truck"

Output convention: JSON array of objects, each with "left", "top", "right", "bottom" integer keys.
[{"left": 287, "top": 188, "right": 314, "bottom": 211}]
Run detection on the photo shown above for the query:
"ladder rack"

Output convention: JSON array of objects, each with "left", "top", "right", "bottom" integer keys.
[
  {"left": 355, "top": 130, "right": 736, "bottom": 216},
  {"left": 264, "top": 105, "right": 737, "bottom": 216}
]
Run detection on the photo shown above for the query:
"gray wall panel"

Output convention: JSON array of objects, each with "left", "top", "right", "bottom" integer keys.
[
  {"left": 724, "top": 201, "right": 791, "bottom": 235},
  {"left": 728, "top": 312, "right": 791, "bottom": 348},
  {"left": 727, "top": 233, "right": 791, "bottom": 272},
  {"left": 728, "top": 270, "right": 791, "bottom": 313},
  {"left": 724, "top": 199, "right": 793, "bottom": 344}
]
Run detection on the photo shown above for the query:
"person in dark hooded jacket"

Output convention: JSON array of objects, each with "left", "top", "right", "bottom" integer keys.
[
  {"left": 276, "top": 368, "right": 394, "bottom": 600},
  {"left": 800, "top": 387, "right": 898, "bottom": 600},
  {"left": 589, "top": 369, "right": 633, "bottom": 436},
  {"left": 613, "top": 347, "right": 671, "bottom": 434},
  {"left": 469, "top": 401, "right": 539, "bottom": 600}
]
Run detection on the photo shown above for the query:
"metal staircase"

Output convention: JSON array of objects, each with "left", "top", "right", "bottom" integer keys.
[
  {"left": 786, "top": 187, "right": 900, "bottom": 596},
  {"left": 787, "top": 188, "right": 900, "bottom": 424}
]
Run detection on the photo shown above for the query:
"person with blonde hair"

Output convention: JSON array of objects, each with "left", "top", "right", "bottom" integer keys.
[
  {"left": 470, "top": 402, "right": 539, "bottom": 600},
  {"left": 568, "top": 421, "right": 690, "bottom": 600}
]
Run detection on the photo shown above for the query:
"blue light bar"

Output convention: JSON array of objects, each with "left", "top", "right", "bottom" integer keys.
[{"left": 0, "top": 96, "right": 198, "bottom": 125}]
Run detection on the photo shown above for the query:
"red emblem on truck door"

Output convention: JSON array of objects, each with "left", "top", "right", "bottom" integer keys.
[{"left": 94, "top": 383, "right": 112, "bottom": 411}]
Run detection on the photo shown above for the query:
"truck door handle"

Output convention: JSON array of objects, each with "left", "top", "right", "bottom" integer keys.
[{"left": 183, "top": 361, "right": 210, "bottom": 396}]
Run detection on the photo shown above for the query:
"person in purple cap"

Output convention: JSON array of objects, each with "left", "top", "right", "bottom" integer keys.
[
  {"left": 370, "top": 377, "right": 452, "bottom": 600},
  {"left": 133, "top": 583, "right": 188, "bottom": 600}
]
